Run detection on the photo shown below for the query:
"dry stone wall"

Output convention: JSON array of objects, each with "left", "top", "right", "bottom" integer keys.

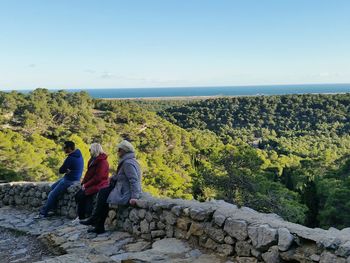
[
  {"left": 1, "top": 182, "right": 350, "bottom": 263},
  {"left": 0, "top": 182, "right": 80, "bottom": 218}
]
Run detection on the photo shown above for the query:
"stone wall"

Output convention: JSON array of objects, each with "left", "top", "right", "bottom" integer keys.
[
  {"left": 1, "top": 182, "right": 350, "bottom": 262},
  {"left": 0, "top": 182, "right": 80, "bottom": 218}
]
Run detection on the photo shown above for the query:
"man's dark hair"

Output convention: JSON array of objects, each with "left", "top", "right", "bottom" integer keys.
[{"left": 64, "top": 141, "right": 75, "bottom": 150}]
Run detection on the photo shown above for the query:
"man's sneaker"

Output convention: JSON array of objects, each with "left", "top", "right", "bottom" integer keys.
[
  {"left": 33, "top": 213, "right": 46, "bottom": 219},
  {"left": 47, "top": 211, "right": 55, "bottom": 217},
  {"left": 71, "top": 217, "right": 80, "bottom": 224}
]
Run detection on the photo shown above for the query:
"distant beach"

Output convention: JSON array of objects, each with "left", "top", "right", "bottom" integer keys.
[{"left": 3, "top": 83, "right": 350, "bottom": 99}]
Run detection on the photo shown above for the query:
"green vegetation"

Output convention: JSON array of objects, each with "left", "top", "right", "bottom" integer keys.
[
  {"left": 160, "top": 94, "right": 350, "bottom": 229},
  {"left": 1, "top": 90, "right": 350, "bottom": 229}
]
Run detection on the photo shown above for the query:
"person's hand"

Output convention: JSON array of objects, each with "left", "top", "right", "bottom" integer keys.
[
  {"left": 81, "top": 185, "right": 85, "bottom": 191},
  {"left": 129, "top": 199, "right": 137, "bottom": 206},
  {"left": 66, "top": 169, "right": 71, "bottom": 173}
]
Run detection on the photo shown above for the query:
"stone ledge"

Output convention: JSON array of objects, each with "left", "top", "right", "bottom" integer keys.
[{"left": 1, "top": 182, "right": 350, "bottom": 262}]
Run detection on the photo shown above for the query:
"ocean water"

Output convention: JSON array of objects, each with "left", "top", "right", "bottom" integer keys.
[{"left": 7, "top": 84, "right": 350, "bottom": 99}]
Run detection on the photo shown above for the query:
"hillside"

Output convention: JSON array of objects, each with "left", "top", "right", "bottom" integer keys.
[
  {"left": 160, "top": 94, "right": 350, "bottom": 229},
  {"left": 1, "top": 90, "right": 350, "bottom": 229}
]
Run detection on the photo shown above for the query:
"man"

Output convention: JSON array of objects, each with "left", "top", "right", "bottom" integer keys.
[{"left": 35, "top": 141, "right": 84, "bottom": 218}]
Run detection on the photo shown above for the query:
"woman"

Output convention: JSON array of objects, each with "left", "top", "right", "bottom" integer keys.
[
  {"left": 80, "top": 140, "right": 142, "bottom": 234},
  {"left": 75, "top": 143, "right": 109, "bottom": 220}
]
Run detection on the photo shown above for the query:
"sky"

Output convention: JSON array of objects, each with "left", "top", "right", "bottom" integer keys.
[{"left": 1, "top": 0, "right": 350, "bottom": 90}]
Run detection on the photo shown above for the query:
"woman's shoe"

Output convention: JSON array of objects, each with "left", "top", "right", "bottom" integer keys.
[
  {"left": 79, "top": 217, "right": 94, "bottom": 225},
  {"left": 87, "top": 227, "right": 105, "bottom": 234}
]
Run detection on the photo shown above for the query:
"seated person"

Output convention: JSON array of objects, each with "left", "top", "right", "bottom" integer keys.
[
  {"left": 75, "top": 143, "right": 109, "bottom": 220},
  {"left": 35, "top": 141, "right": 84, "bottom": 218},
  {"left": 80, "top": 140, "right": 142, "bottom": 234}
]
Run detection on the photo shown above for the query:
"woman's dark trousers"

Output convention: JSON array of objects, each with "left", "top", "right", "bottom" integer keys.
[
  {"left": 75, "top": 189, "right": 95, "bottom": 220},
  {"left": 90, "top": 185, "right": 113, "bottom": 231}
]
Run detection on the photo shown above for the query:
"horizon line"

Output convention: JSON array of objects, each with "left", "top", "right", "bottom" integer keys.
[{"left": 1, "top": 82, "right": 350, "bottom": 92}]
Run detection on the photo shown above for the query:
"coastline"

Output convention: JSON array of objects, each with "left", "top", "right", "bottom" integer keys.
[
  {"left": 99, "top": 95, "right": 224, "bottom": 101},
  {"left": 98, "top": 92, "right": 349, "bottom": 101}
]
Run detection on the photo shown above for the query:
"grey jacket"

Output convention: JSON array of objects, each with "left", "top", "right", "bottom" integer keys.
[{"left": 107, "top": 152, "right": 142, "bottom": 205}]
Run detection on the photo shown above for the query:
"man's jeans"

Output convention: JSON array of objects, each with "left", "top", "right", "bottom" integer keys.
[{"left": 40, "top": 178, "right": 76, "bottom": 216}]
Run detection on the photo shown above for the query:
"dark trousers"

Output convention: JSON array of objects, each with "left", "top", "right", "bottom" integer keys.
[
  {"left": 40, "top": 178, "right": 76, "bottom": 216},
  {"left": 75, "top": 189, "right": 95, "bottom": 220},
  {"left": 90, "top": 185, "right": 113, "bottom": 230}
]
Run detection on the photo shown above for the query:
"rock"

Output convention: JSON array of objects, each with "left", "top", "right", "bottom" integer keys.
[
  {"left": 140, "top": 233, "right": 152, "bottom": 241},
  {"left": 310, "top": 254, "right": 321, "bottom": 261},
  {"left": 11, "top": 248, "right": 28, "bottom": 255},
  {"left": 129, "top": 209, "right": 139, "bottom": 223},
  {"left": 278, "top": 227, "right": 294, "bottom": 251},
  {"left": 108, "top": 209, "right": 117, "bottom": 220},
  {"left": 157, "top": 221, "right": 166, "bottom": 230},
  {"left": 135, "top": 199, "right": 149, "bottom": 209},
  {"left": 176, "top": 217, "right": 191, "bottom": 231},
  {"left": 152, "top": 238, "right": 192, "bottom": 254},
  {"left": 337, "top": 241, "right": 350, "bottom": 257},
  {"left": 236, "top": 241, "right": 252, "bottom": 256},
  {"left": 187, "top": 222, "right": 204, "bottom": 237},
  {"left": 87, "top": 254, "right": 115, "bottom": 263},
  {"left": 189, "top": 208, "right": 210, "bottom": 221},
  {"left": 151, "top": 230, "right": 166, "bottom": 238},
  {"left": 213, "top": 213, "right": 226, "bottom": 227},
  {"left": 68, "top": 207, "right": 76, "bottom": 219},
  {"left": 235, "top": 257, "right": 258, "bottom": 263},
  {"left": 251, "top": 248, "right": 261, "bottom": 259},
  {"left": 166, "top": 225, "right": 174, "bottom": 238},
  {"left": 262, "top": 246, "right": 281, "bottom": 263},
  {"left": 145, "top": 211, "right": 153, "bottom": 222},
  {"left": 318, "top": 237, "right": 341, "bottom": 250},
  {"left": 224, "top": 236, "right": 235, "bottom": 245},
  {"left": 171, "top": 206, "right": 182, "bottom": 216},
  {"left": 137, "top": 209, "right": 146, "bottom": 219},
  {"left": 248, "top": 224, "right": 277, "bottom": 251},
  {"left": 140, "top": 219, "right": 149, "bottom": 234},
  {"left": 123, "top": 241, "right": 151, "bottom": 252},
  {"left": 151, "top": 203, "right": 163, "bottom": 213},
  {"left": 67, "top": 233, "right": 80, "bottom": 242},
  {"left": 183, "top": 207, "right": 190, "bottom": 216},
  {"left": 192, "top": 254, "right": 224, "bottom": 263},
  {"left": 204, "top": 225, "right": 225, "bottom": 243},
  {"left": 163, "top": 211, "right": 177, "bottom": 225},
  {"left": 224, "top": 218, "right": 248, "bottom": 241},
  {"left": 123, "top": 219, "right": 132, "bottom": 233},
  {"left": 174, "top": 228, "right": 187, "bottom": 239},
  {"left": 150, "top": 221, "right": 156, "bottom": 231},
  {"left": 132, "top": 225, "right": 141, "bottom": 235},
  {"left": 320, "top": 251, "right": 347, "bottom": 263},
  {"left": 204, "top": 238, "right": 218, "bottom": 250},
  {"left": 217, "top": 244, "right": 234, "bottom": 256}
]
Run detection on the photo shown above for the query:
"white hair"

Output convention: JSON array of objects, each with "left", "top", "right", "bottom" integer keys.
[
  {"left": 117, "top": 140, "right": 135, "bottom": 153},
  {"left": 90, "top": 143, "right": 104, "bottom": 157}
]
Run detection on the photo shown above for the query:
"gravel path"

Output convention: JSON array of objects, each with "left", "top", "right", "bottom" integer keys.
[{"left": 0, "top": 227, "right": 54, "bottom": 263}]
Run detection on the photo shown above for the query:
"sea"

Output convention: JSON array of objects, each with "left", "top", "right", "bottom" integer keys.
[{"left": 4, "top": 83, "right": 350, "bottom": 99}]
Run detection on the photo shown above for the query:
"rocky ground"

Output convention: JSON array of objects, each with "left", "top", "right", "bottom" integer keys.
[
  {"left": 0, "top": 206, "right": 229, "bottom": 263},
  {"left": 0, "top": 227, "right": 54, "bottom": 263}
]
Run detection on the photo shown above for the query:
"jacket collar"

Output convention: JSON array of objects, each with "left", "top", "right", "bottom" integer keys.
[{"left": 119, "top": 152, "right": 135, "bottom": 164}]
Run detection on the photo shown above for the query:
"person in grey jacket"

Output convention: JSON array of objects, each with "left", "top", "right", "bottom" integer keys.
[{"left": 80, "top": 140, "right": 142, "bottom": 234}]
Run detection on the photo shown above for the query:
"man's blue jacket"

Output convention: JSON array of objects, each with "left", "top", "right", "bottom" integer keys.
[{"left": 59, "top": 149, "right": 84, "bottom": 181}]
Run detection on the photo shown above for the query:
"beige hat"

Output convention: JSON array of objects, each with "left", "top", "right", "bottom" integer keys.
[{"left": 117, "top": 140, "right": 135, "bottom": 153}]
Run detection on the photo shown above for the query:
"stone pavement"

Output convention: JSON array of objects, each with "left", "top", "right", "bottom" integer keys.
[{"left": 0, "top": 206, "right": 228, "bottom": 263}]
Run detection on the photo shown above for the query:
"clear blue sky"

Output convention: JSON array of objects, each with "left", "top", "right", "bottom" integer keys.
[{"left": 1, "top": 0, "right": 350, "bottom": 90}]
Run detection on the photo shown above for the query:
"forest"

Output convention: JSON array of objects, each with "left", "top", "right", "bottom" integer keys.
[{"left": 1, "top": 89, "right": 349, "bottom": 229}]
